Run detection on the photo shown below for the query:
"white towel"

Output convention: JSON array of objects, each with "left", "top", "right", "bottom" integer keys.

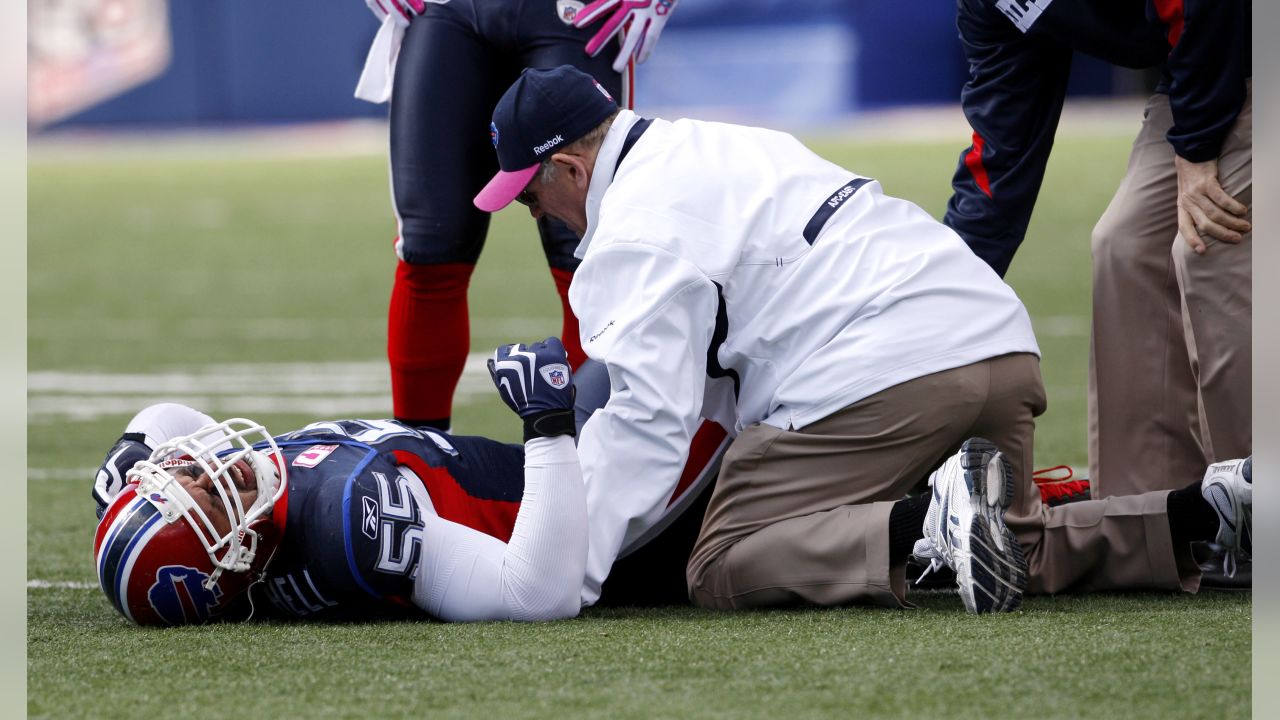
[{"left": 354, "top": 13, "right": 408, "bottom": 104}]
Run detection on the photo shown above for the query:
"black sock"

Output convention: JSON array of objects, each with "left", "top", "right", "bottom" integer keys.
[
  {"left": 1167, "top": 481, "right": 1219, "bottom": 546},
  {"left": 396, "top": 416, "right": 451, "bottom": 432},
  {"left": 888, "top": 493, "right": 932, "bottom": 566}
]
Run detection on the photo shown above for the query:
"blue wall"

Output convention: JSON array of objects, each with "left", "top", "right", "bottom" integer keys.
[
  {"left": 52, "top": 1, "right": 383, "bottom": 128},
  {"left": 51, "top": 0, "right": 1121, "bottom": 128}
]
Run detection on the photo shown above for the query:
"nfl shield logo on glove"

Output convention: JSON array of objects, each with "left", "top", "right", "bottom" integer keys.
[
  {"left": 556, "top": 0, "right": 584, "bottom": 23},
  {"left": 540, "top": 364, "right": 570, "bottom": 389}
]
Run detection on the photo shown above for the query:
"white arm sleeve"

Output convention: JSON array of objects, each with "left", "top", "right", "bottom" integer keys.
[
  {"left": 124, "top": 403, "right": 218, "bottom": 448},
  {"left": 411, "top": 435, "right": 587, "bottom": 622}
]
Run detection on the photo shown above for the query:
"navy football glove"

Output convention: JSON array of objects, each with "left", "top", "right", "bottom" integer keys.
[
  {"left": 92, "top": 433, "right": 152, "bottom": 520},
  {"left": 488, "top": 337, "right": 577, "bottom": 441}
]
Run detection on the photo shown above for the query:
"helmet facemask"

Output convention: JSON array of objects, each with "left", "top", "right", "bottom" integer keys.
[{"left": 126, "top": 418, "right": 288, "bottom": 588}]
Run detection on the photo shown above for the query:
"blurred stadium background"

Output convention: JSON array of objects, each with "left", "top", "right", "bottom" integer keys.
[
  {"left": 30, "top": 0, "right": 1154, "bottom": 130},
  {"left": 27, "top": 2, "right": 1249, "bottom": 718}
]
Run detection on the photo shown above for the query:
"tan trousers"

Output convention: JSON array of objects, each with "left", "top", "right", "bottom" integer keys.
[
  {"left": 1089, "top": 83, "right": 1252, "bottom": 497},
  {"left": 686, "top": 354, "right": 1197, "bottom": 610}
]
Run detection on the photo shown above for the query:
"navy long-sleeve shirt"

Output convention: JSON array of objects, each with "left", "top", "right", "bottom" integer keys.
[{"left": 944, "top": 0, "right": 1251, "bottom": 276}]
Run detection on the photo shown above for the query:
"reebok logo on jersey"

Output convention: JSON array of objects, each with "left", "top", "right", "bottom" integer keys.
[
  {"left": 362, "top": 496, "right": 379, "bottom": 540},
  {"left": 533, "top": 135, "right": 564, "bottom": 155}
]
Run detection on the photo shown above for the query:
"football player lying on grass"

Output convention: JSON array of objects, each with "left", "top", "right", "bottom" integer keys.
[{"left": 92, "top": 338, "right": 723, "bottom": 625}]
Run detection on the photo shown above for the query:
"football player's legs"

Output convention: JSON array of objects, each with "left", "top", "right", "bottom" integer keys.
[
  {"left": 387, "top": 8, "right": 512, "bottom": 429},
  {"left": 519, "top": 15, "right": 627, "bottom": 369}
]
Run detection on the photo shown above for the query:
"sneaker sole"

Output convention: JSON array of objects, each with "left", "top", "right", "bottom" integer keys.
[{"left": 957, "top": 438, "right": 1028, "bottom": 614}]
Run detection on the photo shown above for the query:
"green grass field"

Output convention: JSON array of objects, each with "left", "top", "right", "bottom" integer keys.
[{"left": 27, "top": 127, "right": 1250, "bottom": 718}]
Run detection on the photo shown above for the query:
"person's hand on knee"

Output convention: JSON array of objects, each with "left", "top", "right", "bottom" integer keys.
[{"left": 1174, "top": 155, "right": 1251, "bottom": 254}]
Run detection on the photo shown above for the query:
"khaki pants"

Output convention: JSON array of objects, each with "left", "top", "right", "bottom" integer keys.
[
  {"left": 1089, "top": 82, "right": 1252, "bottom": 497},
  {"left": 686, "top": 354, "right": 1197, "bottom": 610}
]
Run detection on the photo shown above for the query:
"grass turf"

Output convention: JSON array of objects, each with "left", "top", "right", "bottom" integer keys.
[{"left": 27, "top": 128, "right": 1250, "bottom": 718}]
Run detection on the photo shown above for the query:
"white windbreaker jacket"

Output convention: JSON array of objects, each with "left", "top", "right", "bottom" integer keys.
[{"left": 571, "top": 110, "right": 1040, "bottom": 604}]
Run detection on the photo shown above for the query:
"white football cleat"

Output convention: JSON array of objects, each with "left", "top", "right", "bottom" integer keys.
[
  {"left": 912, "top": 438, "right": 1028, "bottom": 613},
  {"left": 1201, "top": 456, "right": 1252, "bottom": 577}
]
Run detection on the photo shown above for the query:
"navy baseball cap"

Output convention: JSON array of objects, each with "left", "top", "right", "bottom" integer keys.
[{"left": 474, "top": 65, "right": 619, "bottom": 212}]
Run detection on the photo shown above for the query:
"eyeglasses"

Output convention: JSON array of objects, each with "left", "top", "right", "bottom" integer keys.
[{"left": 515, "top": 187, "right": 539, "bottom": 208}]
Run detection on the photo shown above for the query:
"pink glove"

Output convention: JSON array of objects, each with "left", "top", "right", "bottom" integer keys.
[
  {"left": 364, "top": 0, "right": 426, "bottom": 26},
  {"left": 574, "top": 0, "right": 678, "bottom": 73}
]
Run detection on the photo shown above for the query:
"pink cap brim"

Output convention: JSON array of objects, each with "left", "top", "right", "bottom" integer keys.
[{"left": 473, "top": 165, "right": 540, "bottom": 212}]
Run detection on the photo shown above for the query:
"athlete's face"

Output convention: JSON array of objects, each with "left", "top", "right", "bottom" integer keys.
[
  {"left": 518, "top": 152, "right": 592, "bottom": 237},
  {"left": 168, "top": 460, "right": 260, "bottom": 536}
]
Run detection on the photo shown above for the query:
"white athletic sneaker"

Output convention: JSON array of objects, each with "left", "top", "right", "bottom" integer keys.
[
  {"left": 1201, "top": 456, "right": 1252, "bottom": 577},
  {"left": 912, "top": 438, "right": 1028, "bottom": 614}
]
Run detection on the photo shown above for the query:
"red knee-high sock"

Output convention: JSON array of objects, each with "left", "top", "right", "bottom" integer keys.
[
  {"left": 388, "top": 260, "right": 475, "bottom": 427},
  {"left": 550, "top": 267, "right": 586, "bottom": 369}
]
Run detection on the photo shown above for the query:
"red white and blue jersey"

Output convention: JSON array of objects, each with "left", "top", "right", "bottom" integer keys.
[
  {"left": 93, "top": 410, "right": 726, "bottom": 620},
  {"left": 255, "top": 420, "right": 526, "bottom": 620}
]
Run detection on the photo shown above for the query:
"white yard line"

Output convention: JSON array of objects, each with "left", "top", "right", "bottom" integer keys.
[
  {"left": 30, "top": 394, "right": 399, "bottom": 421},
  {"left": 27, "top": 468, "right": 97, "bottom": 481},
  {"left": 29, "top": 363, "right": 396, "bottom": 394},
  {"left": 28, "top": 314, "right": 1086, "bottom": 422},
  {"left": 27, "top": 316, "right": 552, "bottom": 341},
  {"left": 27, "top": 353, "right": 494, "bottom": 422},
  {"left": 27, "top": 580, "right": 97, "bottom": 590}
]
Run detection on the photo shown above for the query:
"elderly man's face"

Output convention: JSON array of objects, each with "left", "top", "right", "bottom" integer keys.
[{"left": 517, "top": 154, "right": 591, "bottom": 237}]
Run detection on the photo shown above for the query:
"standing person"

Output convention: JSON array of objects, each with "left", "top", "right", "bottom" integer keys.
[
  {"left": 473, "top": 65, "right": 1251, "bottom": 613},
  {"left": 941, "top": 0, "right": 1252, "bottom": 504},
  {"left": 354, "top": 0, "right": 676, "bottom": 433}
]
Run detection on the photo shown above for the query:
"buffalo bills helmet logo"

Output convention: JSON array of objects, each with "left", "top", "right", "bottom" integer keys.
[
  {"left": 148, "top": 565, "right": 224, "bottom": 625},
  {"left": 490, "top": 121, "right": 500, "bottom": 148}
]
